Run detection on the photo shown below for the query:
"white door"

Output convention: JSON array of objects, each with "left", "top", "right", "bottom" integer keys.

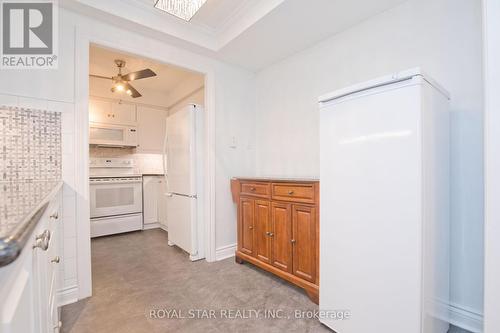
[{"left": 319, "top": 82, "right": 422, "bottom": 332}]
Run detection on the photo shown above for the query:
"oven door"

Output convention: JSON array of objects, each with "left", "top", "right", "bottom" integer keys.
[{"left": 90, "top": 177, "right": 143, "bottom": 218}]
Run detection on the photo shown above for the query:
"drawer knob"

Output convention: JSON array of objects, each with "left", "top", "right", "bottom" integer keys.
[
  {"left": 266, "top": 232, "right": 274, "bottom": 237},
  {"left": 51, "top": 256, "right": 61, "bottom": 263},
  {"left": 250, "top": 187, "right": 256, "bottom": 191},
  {"left": 249, "top": 226, "right": 254, "bottom": 230},
  {"left": 33, "top": 230, "right": 51, "bottom": 251},
  {"left": 50, "top": 212, "right": 59, "bottom": 220},
  {"left": 288, "top": 191, "right": 294, "bottom": 195},
  {"left": 291, "top": 239, "right": 296, "bottom": 244}
]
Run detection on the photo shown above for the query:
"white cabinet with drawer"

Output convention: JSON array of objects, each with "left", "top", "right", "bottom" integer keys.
[{"left": 0, "top": 187, "right": 63, "bottom": 333}]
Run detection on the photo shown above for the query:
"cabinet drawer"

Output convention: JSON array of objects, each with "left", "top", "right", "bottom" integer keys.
[
  {"left": 272, "top": 183, "right": 316, "bottom": 203},
  {"left": 240, "top": 182, "right": 270, "bottom": 198}
]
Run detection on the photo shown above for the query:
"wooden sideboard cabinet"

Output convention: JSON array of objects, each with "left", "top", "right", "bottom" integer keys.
[{"left": 231, "top": 178, "right": 319, "bottom": 303}]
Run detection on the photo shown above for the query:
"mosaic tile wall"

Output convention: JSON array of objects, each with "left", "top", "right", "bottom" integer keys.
[{"left": 0, "top": 107, "right": 61, "bottom": 182}]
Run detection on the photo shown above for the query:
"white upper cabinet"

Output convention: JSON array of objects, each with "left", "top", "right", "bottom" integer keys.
[
  {"left": 137, "top": 106, "right": 167, "bottom": 153},
  {"left": 89, "top": 98, "right": 137, "bottom": 126},
  {"left": 111, "top": 102, "right": 137, "bottom": 125},
  {"left": 89, "top": 99, "right": 111, "bottom": 124}
]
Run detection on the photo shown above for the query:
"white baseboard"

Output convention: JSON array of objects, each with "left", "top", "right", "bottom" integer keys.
[
  {"left": 143, "top": 222, "right": 161, "bottom": 230},
  {"left": 215, "top": 244, "right": 237, "bottom": 261},
  {"left": 57, "top": 285, "right": 79, "bottom": 307},
  {"left": 448, "top": 302, "right": 483, "bottom": 333},
  {"left": 160, "top": 224, "right": 168, "bottom": 232}
]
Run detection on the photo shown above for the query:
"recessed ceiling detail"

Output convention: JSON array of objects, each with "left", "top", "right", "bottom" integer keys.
[
  {"left": 154, "top": 0, "right": 208, "bottom": 21},
  {"left": 69, "top": 0, "right": 407, "bottom": 71}
]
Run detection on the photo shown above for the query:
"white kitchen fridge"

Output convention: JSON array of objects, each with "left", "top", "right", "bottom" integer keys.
[
  {"left": 163, "top": 104, "right": 204, "bottom": 261},
  {"left": 318, "top": 69, "right": 450, "bottom": 333}
]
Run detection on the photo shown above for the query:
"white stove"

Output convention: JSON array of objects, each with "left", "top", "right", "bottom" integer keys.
[{"left": 89, "top": 158, "right": 143, "bottom": 237}]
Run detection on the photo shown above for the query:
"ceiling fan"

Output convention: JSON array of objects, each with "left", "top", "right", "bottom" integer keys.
[{"left": 90, "top": 59, "right": 157, "bottom": 98}]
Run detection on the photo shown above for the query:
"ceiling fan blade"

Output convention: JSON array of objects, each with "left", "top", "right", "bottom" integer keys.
[
  {"left": 125, "top": 83, "right": 142, "bottom": 98},
  {"left": 89, "top": 74, "right": 113, "bottom": 80},
  {"left": 122, "top": 68, "right": 156, "bottom": 81}
]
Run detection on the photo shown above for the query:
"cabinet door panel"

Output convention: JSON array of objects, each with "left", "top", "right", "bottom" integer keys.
[
  {"left": 137, "top": 106, "right": 167, "bottom": 153},
  {"left": 254, "top": 200, "right": 271, "bottom": 264},
  {"left": 271, "top": 202, "right": 292, "bottom": 273},
  {"left": 239, "top": 198, "right": 254, "bottom": 256},
  {"left": 89, "top": 99, "right": 112, "bottom": 124},
  {"left": 143, "top": 176, "right": 159, "bottom": 225},
  {"left": 158, "top": 178, "right": 168, "bottom": 227},
  {"left": 292, "top": 205, "right": 317, "bottom": 283},
  {"left": 111, "top": 103, "right": 137, "bottom": 125}
]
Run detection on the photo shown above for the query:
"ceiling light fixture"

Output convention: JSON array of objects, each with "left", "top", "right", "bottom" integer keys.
[{"left": 154, "top": 0, "right": 208, "bottom": 21}]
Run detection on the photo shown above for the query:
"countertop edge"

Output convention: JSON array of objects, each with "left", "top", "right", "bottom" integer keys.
[
  {"left": 0, "top": 181, "right": 63, "bottom": 267},
  {"left": 231, "top": 177, "right": 319, "bottom": 182}
]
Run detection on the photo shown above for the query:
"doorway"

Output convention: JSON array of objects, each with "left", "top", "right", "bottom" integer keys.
[
  {"left": 74, "top": 33, "right": 217, "bottom": 300},
  {"left": 87, "top": 43, "right": 206, "bottom": 256}
]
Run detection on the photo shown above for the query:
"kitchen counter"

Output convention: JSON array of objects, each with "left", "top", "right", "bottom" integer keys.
[
  {"left": 0, "top": 180, "right": 63, "bottom": 267},
  {"left": 232, "top": 176, "right": 319, "bottom": 182}
]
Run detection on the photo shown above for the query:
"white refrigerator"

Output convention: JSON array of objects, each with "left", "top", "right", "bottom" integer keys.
[
  {"left": 318, "top": 69, "right": 450, "bottom": 333},
  {"left": 163, "top": 104, "right": 204, "bottom": 261}
]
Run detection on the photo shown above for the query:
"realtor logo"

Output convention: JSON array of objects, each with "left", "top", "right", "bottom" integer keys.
[{"left": 1, "top": 0, "right": 58, "bottom": 69}]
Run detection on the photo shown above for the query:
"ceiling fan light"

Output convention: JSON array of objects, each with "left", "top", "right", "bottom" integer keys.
[
  {"left": 116, "top": 84, "right": 125, "bottom": 92},
  {"left": 154, "top": 0, "right": 208, "bottom": 21},
  {"left": 126, "top": 89, "right": 132, "bottom": 96}
]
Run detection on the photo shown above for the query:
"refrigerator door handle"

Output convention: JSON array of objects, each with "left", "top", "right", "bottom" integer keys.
[{"left": 166, "top": 192, "right": 197, "bottom": 199}]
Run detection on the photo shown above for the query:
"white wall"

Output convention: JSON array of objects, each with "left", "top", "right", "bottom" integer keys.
[
  {"left": 254, "top": 0, "right": 483, "bottom": 331},
  {"left": 0, "top": 6, "right": 255, "bottom": 301},
  {"left": 483, "top": 0, "right": 500, "bottom": 332}
]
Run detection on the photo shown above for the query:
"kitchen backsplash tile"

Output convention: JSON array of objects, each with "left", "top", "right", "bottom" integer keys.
[
  {"left": 89, "top": 147, "right": 163, "bottom": 174},
  {"left": 0, "top": 107, "right": 61, "bottom": 182}
]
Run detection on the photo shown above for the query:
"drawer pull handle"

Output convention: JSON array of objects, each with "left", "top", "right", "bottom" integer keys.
[
  {"left": 288, "top": 191, "right": 294, "bottom": 195},
  {"left": 249, "top": 226, "right": 254, "bottom": 230},
  {"left": 291, "top": 239, "right": 296, "bottom": 244},
  {"left": 50, "top": 212, "right": 59, "bottom": 220},
  {"left": 33, "top": 230, "right": 51, "bottom": 251},
  {"left": 51, "top": 256, "right": 60, "bottom": 263},
  {"left": 250, "top": 187, "right": 256, "bottom": 191},
  {"left": 266, "top": 232, "right": 274, "bottom": 237}
]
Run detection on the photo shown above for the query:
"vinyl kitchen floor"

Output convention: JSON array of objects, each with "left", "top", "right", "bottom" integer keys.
[{"left": 61, "top": 229, "right": 331, "bottom": 333}]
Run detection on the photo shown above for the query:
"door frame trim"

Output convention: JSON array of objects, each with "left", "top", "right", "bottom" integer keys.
[
  {"left": 483, "top": 0, "right": 500, "bottom": 331},
  {"left": 74, "top": 28, "right": 217, "bottom": 300}
]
